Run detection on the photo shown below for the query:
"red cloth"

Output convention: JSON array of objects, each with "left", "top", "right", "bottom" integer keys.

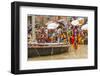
[{"left": 71, "top": 36, "right": 74, "bottom": 44}]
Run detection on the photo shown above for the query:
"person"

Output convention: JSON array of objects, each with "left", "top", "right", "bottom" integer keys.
[
  {"left": 72, "top": 35, "right": 74, "bottom": 44},
  {"left": 67, "top": 28, "right": 72, "bottom": 44},
  {"left": 28, "top": 33, "right": 32, "bottom": 44},
  {"left": 84, "top": 31, "right": 88, "bottom": 44},
  {"left": 71, "top": 34, "right": 75, "bottom": 48},
  {"left": 74, "top": 35, "right": 78, "bottom": 49},
  {"left": 57, "top": 27, "right": 62, "bottom": 43},
  {"left": 78, "top": 33, "right": 82, "bottom": 44}
]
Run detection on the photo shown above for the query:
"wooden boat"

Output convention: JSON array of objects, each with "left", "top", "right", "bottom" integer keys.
[{"left": 28, "top": 43, "right": 70, "bottom": 58}]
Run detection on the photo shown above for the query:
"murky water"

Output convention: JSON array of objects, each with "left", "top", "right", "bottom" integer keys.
[{"left": 28, "top": 45, "right": 88, "bottom": 61}]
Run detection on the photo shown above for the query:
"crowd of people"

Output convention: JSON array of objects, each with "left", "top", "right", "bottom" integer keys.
[{"left": 28, "top": 16, "right": 88, "bottom": 49}]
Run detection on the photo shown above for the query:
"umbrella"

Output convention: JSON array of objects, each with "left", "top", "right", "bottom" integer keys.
[
  {"left": 71, "top": 20, "right": 79, "bottom": 26},
  {"left": 58, "top": 19, "right": 65, "bottom": 22},
  {"left": 81, "top": 24, "right": 88, "bottom": 30},
  {"left": 47, "top": 23, "right": 59, "bottom": 29},
  {"left": 58, "top": 19, "right": 67, "bottom": 28},
  {"left": 77, "top": 18, "right": 85, "bottom": 26}
]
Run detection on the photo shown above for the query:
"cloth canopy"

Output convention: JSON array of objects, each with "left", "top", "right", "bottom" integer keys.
[{"left": 47, "top": 23, "right": 59, "bottom": 29}]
